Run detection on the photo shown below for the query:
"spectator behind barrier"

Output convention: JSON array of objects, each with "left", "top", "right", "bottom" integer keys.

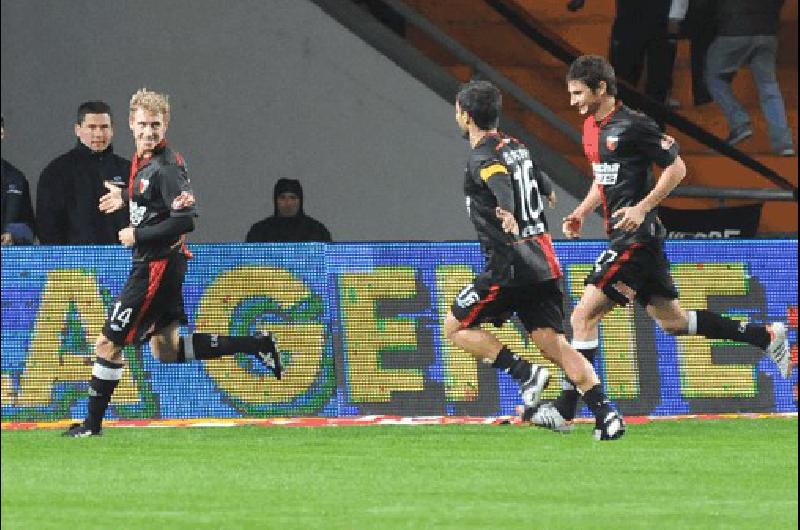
[
  {"left": 568, "top": 0, "right": 676, "bottom": 108},
  {"left": 669, "top": 0, "right": 716, "bottom": 107},
  {"left": 246, "top": 178, "right": 332, "bottom": 243},
  {"left": 705, "top": 0, "right": 795, "bottom": 156},
  {"left": 36, "top": 101, "right": 131, "bottom": 244},
  {"left": 1, "top": 116, "right": 36, "bottom": 245}
]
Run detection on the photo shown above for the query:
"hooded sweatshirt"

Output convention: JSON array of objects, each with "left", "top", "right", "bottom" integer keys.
[{"left": 245, "top": 178, "right": 332, "bottom": 243}]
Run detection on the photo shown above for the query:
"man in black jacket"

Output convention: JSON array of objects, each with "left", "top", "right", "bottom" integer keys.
[
  {"left": 36, "top": 101, "right": 131, "bottom": 244},
  {"left": 705, "top": 0, "right": 794, "bottom": 155},
  {"left": 1, "top": 116, "right": 36, "bottom": 244},
  {"left": 246, "top": 178, "right": 332, "bottom": 243}
]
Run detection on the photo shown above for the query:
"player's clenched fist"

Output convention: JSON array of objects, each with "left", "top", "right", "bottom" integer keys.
[
  {"left": 495, "top": 207, "right": 519, "bottom": 236},
  {"left": 562, "top": 213, "right": 582, "bottom": 239},
  {"left": 118, "top": 227, "right": 136, "bottom": 247}
]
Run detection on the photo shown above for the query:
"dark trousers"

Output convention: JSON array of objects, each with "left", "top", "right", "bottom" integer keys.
[{"left": 609, "top": 20, "right": 674, "bottom": 104}]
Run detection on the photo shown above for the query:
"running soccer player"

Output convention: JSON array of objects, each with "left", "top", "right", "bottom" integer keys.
[
  {"left": 530, "top": 56, "right": 792, "bottom": 432},
  {"left": 445, "top": 80, "right": 625, "bottom": 440},
  {"left": 64, "top": 89, "right": 282, "bottom": 437}
]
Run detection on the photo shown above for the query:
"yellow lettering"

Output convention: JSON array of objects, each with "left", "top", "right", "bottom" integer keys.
[
  {"left": 568, "top": 264, "right": 639, "bottom": 399},
  {"left": 436, "top": 265, "right": 481, "bottom": 401},
  {"left": 197, "top": 266, "right": 325, "bottom": 403},
  {"left": 436, "top": 265, "right": 563, "bottom": 401},
  {"left": 13, "top": 270, "right": 139, "bottom": 406},
  {"left": 339, "top": 267, "right": 423, "bottom": 402},
  {"left": 672, "top": 263, "right": 755, "bottom": 397}
]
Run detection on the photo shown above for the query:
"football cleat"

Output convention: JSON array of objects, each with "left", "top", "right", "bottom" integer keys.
[
  {"left": 766, "top": 322, "right": 792, "bottom": 378},
  {"left": 526, "top": 402, "right": 575, "bottom": 434},
  {"left": 62, "top": 422, "right": 101, "bottom": 438},
  {"left": 520, "top": 365, "right": 550, "bottom": 409},
  {"left": 593, "top": 410, "right": 626, "bottom": 441},
  {"left": 252, "top": 332, "right": 283, "bottom": 380}
]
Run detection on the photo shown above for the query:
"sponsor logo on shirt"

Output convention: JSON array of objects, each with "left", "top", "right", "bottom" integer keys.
[
  {"left": 606, "top": 135, "right": 619, "bottom": 151},
  {"left": 5, "top": 184, "right": 22, "bottom": 195},
  {"left": 171, "top": 191, "right": 195, "bottom": 211},
  {"left": 139, "top": 179, "right": 150, "bottom": 194},
  {"left": 592, "top": 162, "right": 620, "bottom": 185},
  {"left": 129, "top": 200, "right": 146, "bottom": 227}
]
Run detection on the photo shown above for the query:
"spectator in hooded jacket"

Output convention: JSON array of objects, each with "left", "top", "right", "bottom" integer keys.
[
  {"left": 1, "top": 116, "right": 36, "bottom": 245},
  {"left": 36, "top": 101, "right": 131, "bottom": 244},
  {"left": 246, "top": 178, "right": 332, "bottom": 243}
]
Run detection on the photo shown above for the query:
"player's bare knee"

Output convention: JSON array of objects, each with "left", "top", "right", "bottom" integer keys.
[
  {"left": 94, "top": 335, "right": 123, "bottom": 363},
  {"left": 570, "top": 310, "right": 596, "bottom": 337},
  {"left": 444, "top": 314, "right": 463, "bottom": 342},
  {"left": 659, "top": 319, "right": 687, "bottom": 336},
  {"left": 149, "top": 335, "right": 179, "bottom": 363},
  {"left": 530, "top": 328, "right": 560, "bottom": 362}
]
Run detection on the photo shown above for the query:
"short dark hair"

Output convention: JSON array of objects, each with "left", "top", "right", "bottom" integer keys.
[
  {"left": 76, "top": 101, "right": 113, "bottom": 125},
  {"left": 566, "top": 55, "right": 618, "bottom": 96},
  {"left": 456, "top": 80, "right": 501, "bottom": 130}
]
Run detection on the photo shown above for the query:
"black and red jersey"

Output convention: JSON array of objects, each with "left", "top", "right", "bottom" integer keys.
[
  {"left": 128, "top": 141, "right": 197, "bottom": 262},
  {"left": 582, "top": 103, "right": 679, "bottom": 247},
  {"left": 464, "top": 132, "right": 561, "bottom": 286}
]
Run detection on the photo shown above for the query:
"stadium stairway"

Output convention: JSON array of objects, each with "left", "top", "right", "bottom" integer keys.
[{"left": 401, "top": 0, "right": 798, "bottom": 233}]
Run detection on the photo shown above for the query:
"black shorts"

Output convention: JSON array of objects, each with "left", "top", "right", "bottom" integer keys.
[
  {"left": 102, "top": 252, "right": 188, "bottom": 346},
  {"left": 585, "top": 241, "right": 679, "bottom": 306},
  {"left": 450, "top": 278, "right": 565, "bottom": 334}
]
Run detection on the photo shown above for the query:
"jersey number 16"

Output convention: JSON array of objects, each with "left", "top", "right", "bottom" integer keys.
[{"left": 511, "top": 159, "right": 545, "bottom": 238}]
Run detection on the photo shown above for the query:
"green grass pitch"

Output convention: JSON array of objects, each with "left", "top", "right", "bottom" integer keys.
[{"left": 2, "top": 418, "right": 797, "bottom": 529}]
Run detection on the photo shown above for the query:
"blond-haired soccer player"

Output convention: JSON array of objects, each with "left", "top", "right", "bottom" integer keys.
[{"left": 64, "top": 89, "right": 282, "bottom": 437}]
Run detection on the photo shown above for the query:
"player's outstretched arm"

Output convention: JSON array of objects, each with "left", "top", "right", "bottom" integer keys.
[{"left": 614, "top": 156, "right": 686, "bottom": 232}]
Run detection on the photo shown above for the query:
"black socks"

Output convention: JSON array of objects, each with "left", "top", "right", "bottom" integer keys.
[
  {"left": 553, "top": 340, "right": 598, "bottom": 420},
  {"left": 179, "top": 333, "right": 262, "bottom": 362},
  {"left": 492, "top": 346, "right": 533, "bottom": 384},
  {"left": 582, "top": 383, "right": 612, "bottom": 419},
  {"left": 84, "top": 358, "right": 123, "bottom": 432},
  {"left": 691, "top": 310, "right": 770, "bottom": 349}
]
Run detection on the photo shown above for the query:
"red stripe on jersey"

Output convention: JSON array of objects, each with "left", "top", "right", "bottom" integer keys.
[
  {"left": 583, "top": 102, "right": 622, "bottom": 231},
  {"left": 124, "top": 258, "right": 169, "bottom": 344},
  {"left": 128, "top": 155, "right": 139, "bottom": 201},
  {"left": 582, "top": 117, "right": 601, "bottom": 164},
  {"left": 596, "top": 243, "right": 643, "bottom": 290},
  {"left": 460, "top": 285, "right": 501, "bottom": 330},
  {"left": 180, "top": 235, "right": 193, "bottom": 259},
  {"left": 598, "top": 183, "right": 609, "bottom": 233},
  {"left": 536, "top": 233, "right": 562, "bottom": 278}
]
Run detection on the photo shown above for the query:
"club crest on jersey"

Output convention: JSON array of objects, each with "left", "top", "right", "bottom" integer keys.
[
  {"left": 606, "top": 135, "right": 619, "bottom": 151},
  {"left": 171, "top": 191, "right": 195, "bottom": 211},
  {"left": 139, "top": 179, "right": 150, "bottom": 194}
]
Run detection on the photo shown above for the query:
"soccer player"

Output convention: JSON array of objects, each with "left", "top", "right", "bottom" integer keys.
[
  {"left": 64, "top": 89, "right": 282, "bottom": 437},
  {"left": 530, "top": 55, "right": 792, "bottom": 432},
  {"left": 445, "top": 80, "right": 625, "bottom": 441}
]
